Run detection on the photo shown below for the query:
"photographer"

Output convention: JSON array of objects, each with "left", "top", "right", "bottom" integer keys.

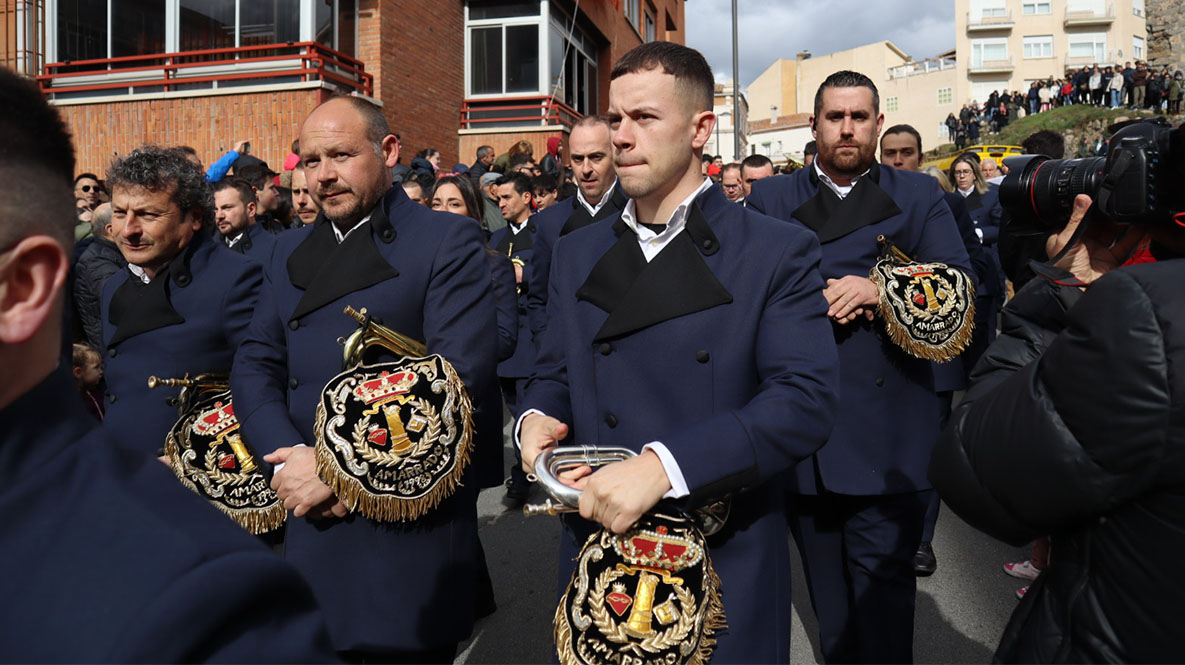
[{"left": 931, "top": 122, "right": 1185, "bottom": 662}]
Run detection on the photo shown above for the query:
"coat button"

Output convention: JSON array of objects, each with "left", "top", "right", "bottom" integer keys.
[
  {"left": 702, "top": 238, "right": 714, "bottom": 250},
  {"left": 696, "top": 350, "right": 710, "bottom": 363},
  {"left": 289, "top": 378, "right": 299, "bottom": 390},
  {"left": 107, "top": 347, "right": 117, "bottom": 358},
  {"left": 875, "top": 378, "right": 885, "bottom": 387},
  {"left": 598, "top": 342, "right": 612, "bottom": 356},
  {"left": 288, "top": 319, "right": 300, "bottom": 330},
  {"left": 107, "top": 393, "right": 117, "bottom": 404},
  {"left": 175, "top": 273, "right": 191, "bottom": 287},
  {"left": 605, "top": 413, "right": 618, "bottom": 428}
]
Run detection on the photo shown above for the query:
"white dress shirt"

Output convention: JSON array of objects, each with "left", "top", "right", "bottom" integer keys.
[
  {"left": 814, "top": 161, "right": 871, "bottom": 200},
  {"left": 225, "top": 232, "right": 245, "bottom": 248},
  {"left": 127, "top": 263, "right": 151, "bottom": 284},
  {"left": 514, "top": 178, "right": 718, "bottom": 500},
  {"left": 332, "top": 214, "right": 371, "bottom": 243},
  {"left": 574, "top": 178, "right": 619, "bottom": 217}
]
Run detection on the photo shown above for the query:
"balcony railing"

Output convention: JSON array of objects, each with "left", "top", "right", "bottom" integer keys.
[
  {"left": 889, "top": 56, "right": 957, "bottom": 79},
  {"left": 966, "top": 10, "right": 1014, "bottom": 31},
  {"left": 968, "top": 57, "right": 1015, "bottom": 74},
  {"left": 37, "top": 42, "right": 372, "bottom": 100},
  {"left": 460, "top": 95, "right": 582, "bottom": 130},
  {"left": 1064, "top": 49, "right": 1120, "bottom": 67},
  {"left": 1064, "top": 3, "right": 1115, "bottom": 25}
]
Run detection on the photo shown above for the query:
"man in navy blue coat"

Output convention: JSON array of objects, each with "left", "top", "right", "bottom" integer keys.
[
  {"left": 519, "top": 43, "right": 840, "bottom": 664},
  {"left": 524, "top": 115, "right": 628, "bottom": 340},
  {"left": 99, "top": 147, "right": 262, "bottom": 457},
  {"left": 747, "top": 71, "right": 973, "bottom": 663},
  {"left": 951, "top": 155, "right": 1006, "bottom": 354},
  {"left": 0, "top": 65, "right": 333, "bottom": 663},
  {"left": 231, "top": 96, "right": 499, "bottom": 662},
  {"left": 213, "top": 177, "right": 277, "bottom": 262}
]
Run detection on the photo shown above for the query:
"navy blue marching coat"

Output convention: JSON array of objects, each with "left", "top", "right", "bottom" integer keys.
[
  {"left": 524, "top": 184, "right": 839, "bottom": 662},
  {"left": 963, "top": 185, "right": 1005, "bottom": 295},
  {"left": 230, "top": 185, "right": 499, "bottom": 652},
  {"left": 489, "top": 220, "right": 537, "bottom": 379},
  {"left": 0, "top": 368, "right": 335, "bottom": 662},
  {"left": 222, "top": 219, "right": 277, "bottom": 263},
  {"left": 748, "top": 165, "right": 972, "bottom": 495},
  {"left": 524, "top": 185, "right": 628, "bottom": 338},
  {"left": 100, "top": 231, "right": 262, "bottom": 456}
]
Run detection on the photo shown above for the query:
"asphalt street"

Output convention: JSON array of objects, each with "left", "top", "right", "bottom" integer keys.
[{"left": 456, "top": 438, "right": 1030, "bottom": 664}]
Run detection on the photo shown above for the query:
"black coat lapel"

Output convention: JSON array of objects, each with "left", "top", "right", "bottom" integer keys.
[
  {"left": 494, "top": 222, "right": 535, "bottom": 254},
  {"left": 964, "top": 190, "right": 984, "bottom": 211},
  {"left": 287, "top": 191, "right": 401, "bottom": 322},
  {"left": 792, "top": 165, "right": 903, "bottom": 244},
  {"left": 560, "top": 184, "right": 628, "bottom": 236},
  {"left": 578, "top": 201, "right": 732, "bottom": 342},
  {"left": 107, "top": 232, "right": 206, "bottom": 346}
]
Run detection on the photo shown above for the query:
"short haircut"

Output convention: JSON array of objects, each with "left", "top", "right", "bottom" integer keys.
[
  {"left": 495, "top": 172, "right": 533, "bottom": 196},
  {"left": 508, "top": 153, "right": 535, "bottom": 170},
  {"left": 722, "top": 163, "right": 742, "bottom": 176},
  {"left": 431, "top": 174, "right": 484, "bottom": 225},
  {"left": 741, "top": 154, "right": 773, "bottom": 172},
  {"left": 814, "top": 70, "right": 880, "bottom": 117},
  {"left": 610, "top": 41, "right": 714, "bottom": 113},
  {"left": 477, "top": 145, "right": 494, "bottom": 159},
  {"left": 533, "top": 173, "right": 558, "bottom": 192},
  {"left": 235, "top": 164, "right": 276, "bottom": 191},
  {"left": 803, "top": 141, "right": 817, "bottom": 157},
  {"left": 0, "top": 69, "right": 76, "bottom": 250},
  {"left": 572, "top": 115, "right": 613, "bottom": 131},
  {"left": 1021, "top": 130, "right": 1066, "bottom": 158},
  {"left": 212, "top": 178, "right": 258, "bottom": 206},
  {"left": 72, "top": 342, "right": 100, "bottom": 367},
  {"left": 881, "top": 124, "right": 923, "bottom": 153},
  {"left": 91, "top": 203, "right": 112, "bottom": 238},
  {"left": 701, "top": 154, "right": 715, "bottom": 164},
  {"left": 321, "top": 95, "right": 391, "bottom": 153},
  {"left": 106, "top": 146, "right": 214, "bottom": 228},
  {"left": 401, "top": 179, "right": 424, "bottom": 195},
  {"left": 74, "top": 172, "right": 100, "bottom": 186}
]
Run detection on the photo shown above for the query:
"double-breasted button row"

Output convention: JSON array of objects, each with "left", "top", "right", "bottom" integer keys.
[
  {"left": 604, "top": 413, "right": 618, "bottom": 428},
  {"left": 289, "top": 319, "right": 300, "bottom": 331},
  {"left": 598, "top": 342, "right": 612, "bottom": 356},
  {"left": 289, "top": 378, "right": 299, "bottom": 390}
]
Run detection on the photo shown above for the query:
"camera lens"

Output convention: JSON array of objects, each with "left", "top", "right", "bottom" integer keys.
[{"left": 1000, "top": 155, "right": 1106, "bottom": 229}]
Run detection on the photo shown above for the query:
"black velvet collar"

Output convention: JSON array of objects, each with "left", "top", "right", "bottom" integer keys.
[
  {"left": 964, "top": 189, "right": 984, "bottom": 211},
  {"left": 576, "top": 188, "right": 732, "bottom": 341},
  {"left": 494, "top": 219, "right": 536, "bottom": 254},
  {"left": 106, "top": 231, "right": 206, "bottom": 347},
  {"left": 792, "top": 163, "right": 902, "bottom": 243},
  {"left": 286, "top": 187, "right": 402, "bottom": 322},
  {"left": 560, "top": 183, "right": 629, "bottom": 237}
]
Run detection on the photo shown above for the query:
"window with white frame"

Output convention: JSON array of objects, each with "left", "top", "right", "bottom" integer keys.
[
  {"left": 467, "top": 1, "right": 543, "bottom": 96},
  {"left": 938, "top": 87, "right": 953, "bottom": 104},
  {"left": 972, "top": 0, "right": 1007, "bottom": 19},
  {"left": 1067, "top": 0, "right": 1104, "bottom": 12},
  {"left": 1133, "top": 0, "right": 1145, "bottom": 15},
  {"left": 970, "top": 37, "right": 1009, "bottom": 66},
  {"left": 1134, "top": 35, "right": 1146, "bottom": 58},
  {"left": 886, "top": 96, "right": 899, "bottom": 112},
  {"left": 1023, "top": 35, "right": 1054, "bottom": 58},
  {"left": 548, "top": 7, "right": 598, "bottom": 115},
  {"left": 1068, "top": 32, "right": 1107, "bottom": 61},
  {"left": 970, "top": 79, "right": 1009, "bottom": 103},
  {"left": 1021, "top": 1, "right": 1051, "bottom": 14}
]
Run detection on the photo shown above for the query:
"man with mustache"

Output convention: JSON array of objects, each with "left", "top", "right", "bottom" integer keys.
[
  {"left": 231, "top": 95, "right": 499, "bottom": 663},
  {"left": 748, "top": 70, "right": 973, "bottom": 664},
  {"left": 518, "top": 42, "right": 839, "bottom": 663},
  {"left": 99, "top": 146, "right": 263, "bottom": 458}
]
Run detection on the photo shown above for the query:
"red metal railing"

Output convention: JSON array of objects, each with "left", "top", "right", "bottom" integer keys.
[
  {"left": 460, "top": 95, "right": 583, "bottom": 130},
  {"left": 37, "top": 41, "right": 372, "bottom": 98}
]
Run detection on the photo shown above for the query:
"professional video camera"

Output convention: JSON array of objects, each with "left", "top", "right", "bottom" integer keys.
[{"left": 1000, "top": 119, "right": 1185, "bottom": 235}]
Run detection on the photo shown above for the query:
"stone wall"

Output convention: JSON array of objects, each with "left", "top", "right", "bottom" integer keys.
[{"left": 1147, "top": 0, "right": 1185, "bottom": 71}]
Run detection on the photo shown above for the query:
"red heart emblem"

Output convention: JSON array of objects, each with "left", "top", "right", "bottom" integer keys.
[
  {"left": 913, "top": 293, "right": 926, "bottom": 306},
  {"left": 218, "top": 454, "right": 235, "bottom": 469},
  {"left": 368, "top": 429, "right": 389, "bottom": 447},
  {"left": 606, "top": 591, "right": 632, "bottom": 616}
]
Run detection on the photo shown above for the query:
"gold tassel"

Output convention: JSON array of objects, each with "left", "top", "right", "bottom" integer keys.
[
  {"left": 870, "top": 267, "right": 977, "bottom": 363},
  {"left": 553, "top": 588, "right": 577, "bottom": 665}
]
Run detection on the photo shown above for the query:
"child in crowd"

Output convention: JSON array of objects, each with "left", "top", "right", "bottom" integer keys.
[{"left": 72, "top": 343, "right": 104, "bottom": 421}]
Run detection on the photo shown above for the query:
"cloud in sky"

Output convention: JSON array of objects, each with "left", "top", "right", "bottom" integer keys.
[{"left": 686, "top": 0, "right": 956, "bottom": 87}]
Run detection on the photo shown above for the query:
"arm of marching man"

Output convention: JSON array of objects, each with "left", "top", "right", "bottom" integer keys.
[
  {"left": 661, "top": 226, "right": 839, "bottom": 507},
  {"left": 231, "top": 247, "right": 306, "bottom": 454}
]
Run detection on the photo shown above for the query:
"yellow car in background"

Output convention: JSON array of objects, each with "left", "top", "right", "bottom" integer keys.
[{"left": 925, "top": 144, "right": 1024, "bottom": 172}]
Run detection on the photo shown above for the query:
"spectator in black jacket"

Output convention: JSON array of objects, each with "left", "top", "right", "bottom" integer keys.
[
  {"left": 470, "top": 144, "right": 494, "bottom": 182},
  {"left": 932, "top": 175, "right": 1185, "bottom": 661},
  {"left": 72, "top": 202, "right": 126, "bottom": 349}
]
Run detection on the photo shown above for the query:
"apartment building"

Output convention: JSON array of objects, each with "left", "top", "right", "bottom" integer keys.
[
  {"left": 1, "top": 0, "right": 684, "bottom": 177},
  {"left": 958, "top": 0, "right": 1147, "bottom": 103},
  {"left": 708, "top": 79, "right": 748, "bottom": 162}
]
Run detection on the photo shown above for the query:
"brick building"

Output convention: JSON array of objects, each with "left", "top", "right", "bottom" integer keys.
[{"left": 2, "top": 0, "right": 684, "bottom": 179}]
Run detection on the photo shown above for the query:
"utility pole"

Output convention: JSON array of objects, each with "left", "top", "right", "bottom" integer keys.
[{"left": 732, "top": 0, "right": 741, "bottom": 160}]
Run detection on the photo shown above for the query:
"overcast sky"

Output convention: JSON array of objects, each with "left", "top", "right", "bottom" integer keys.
[{"left": 685, "top": 0, "right": 956, "bottom": 88}]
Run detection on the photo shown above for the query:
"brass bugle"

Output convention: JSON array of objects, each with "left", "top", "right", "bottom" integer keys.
[
  {"left": 340, "top": 306, "right": 428, "bottom": 368},
  {"left": 147, "top": 373, "right": 228, "bottom": 390},
  {"left": 877, "top": 235, "right": 914, "bottom": 263},
  {"left": 522, "top": 446, "right": 638, "bottom": 517}
]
